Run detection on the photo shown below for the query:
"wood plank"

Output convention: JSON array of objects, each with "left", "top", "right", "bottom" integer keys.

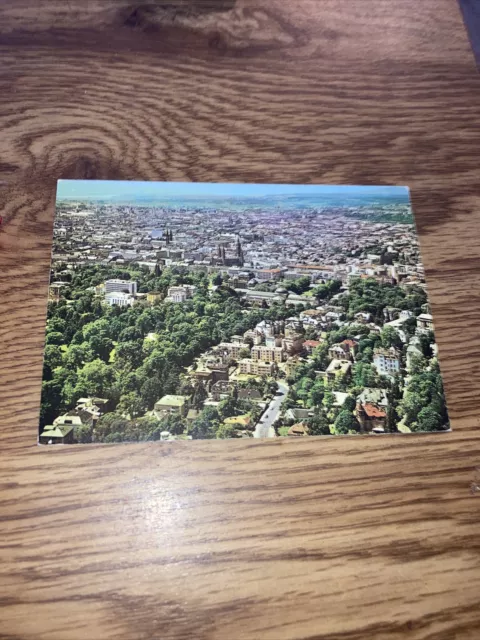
[{"left": 1, "top": 1, "right": 480, "bottom": 638}]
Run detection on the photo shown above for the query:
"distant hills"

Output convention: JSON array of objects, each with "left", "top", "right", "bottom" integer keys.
[{"left": 59, "top": 190, "right": 410, "bottom": 210}]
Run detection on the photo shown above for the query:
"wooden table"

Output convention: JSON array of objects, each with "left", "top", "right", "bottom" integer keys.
[{"left": 1, "top": 1, "right": 480, "bottom": 638}]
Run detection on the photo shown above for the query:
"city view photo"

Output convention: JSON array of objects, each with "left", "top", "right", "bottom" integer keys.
[{"left": 39, "top": 181, "right": 449, "bottom": 444}]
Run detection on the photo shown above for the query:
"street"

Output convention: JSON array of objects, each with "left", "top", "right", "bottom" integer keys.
[{"left": 254, "top": 380, "right": 289, "bottom": 438}]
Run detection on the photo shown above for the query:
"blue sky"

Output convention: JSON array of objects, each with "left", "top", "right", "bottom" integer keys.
[{"left": 57, "top": 180, "right": 409, "bottom": 200}]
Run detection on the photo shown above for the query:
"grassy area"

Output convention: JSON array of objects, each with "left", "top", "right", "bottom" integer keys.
[{"left": 278, "top": 426, "right": 290, "bottom": 437}]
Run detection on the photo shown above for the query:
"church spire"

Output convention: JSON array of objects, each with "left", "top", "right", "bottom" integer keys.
[{"left": 236, "top": 236, "right": 242, "bottom": 257}]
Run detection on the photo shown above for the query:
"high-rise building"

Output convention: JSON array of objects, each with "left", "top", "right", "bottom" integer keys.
[{"left": 104, "top": 279, "right": 137, "bottom": 295}]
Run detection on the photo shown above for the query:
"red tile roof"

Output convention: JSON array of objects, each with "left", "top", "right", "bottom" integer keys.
[
  {"left": 362, "top": 403, "right": 386, "bottom": 418},
  {"left": 303, "top": 340, "right": 321, "bottom": 347}
]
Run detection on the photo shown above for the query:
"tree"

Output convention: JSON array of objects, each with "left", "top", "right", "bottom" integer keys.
[
  {"left": 307, "top": 409, "right": 331, "bottom": 436},
  {"left": 63, "top": 343, "right": 94, "bottom": 370},
  {"left": 117, "top": 392, "right": 146, "bottom": 419},
  {"left": 323, "top": 391, "right": 335, "bottom": 411},
  {"left": 334, "top": 410, "right": 360, "bottom": 434},
  {"left": 343, "top": 395, "right": 356, "bottom": 412},
  {"left": 266, "top": 379, "right": 278, "bottom": 396},
  {"left": 89, "top": 334, "right": 114, "bottom": 362},
  {"left": 216, "top": 422, "right": 239, "bottom": 439},
  {"left": 385, "top": 405, "right": 397, "bottom": 433},
  {"left": 159, "top": 413, "right": 186, "bottom": 436},
  {"left": 238, "top": 347, "right": 251, "bottom": 359},
  {"left": 192, "top": 381, "right": 208, "bottom": 410},
  {"left": 414, "top": 405, "right": 444, "bottom": 432},
  {"left": 218, "top": 396, "right": 238, "bottom": 419},
  {"left": 212, "top": 273, "right": 223, "bottom": 286},
  {"left": 140, "top": 376, "right": 163, "bottom": 409},
  {"left": 308, "top": 381, "right": 324, "bottom": 407},
  {"left": 380, "top": 326, "right": 403, "bottom": 350},
  {"left": 189, "top": 406, "right": 219, "bottom": 439},
  {"left": 94, "top": 412, "right": 130, "bottom": 442},
  {"left": 45, "top": 331, "right": 64, "bottom": 346},
  {"left": 75, "top": 423, "right": 93, "bottom": 444},
  {"left": 353, "top": 362, "right": 377, "bottom": 388}
]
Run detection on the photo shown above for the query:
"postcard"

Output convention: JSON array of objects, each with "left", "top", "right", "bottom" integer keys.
[{"left": 39, "top": 181, "right": 449, "bottom": 444}]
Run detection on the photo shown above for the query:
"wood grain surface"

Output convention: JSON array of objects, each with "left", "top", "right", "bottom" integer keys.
[{"left": 1, "top": 1, "right": 480, "bottom": 638}]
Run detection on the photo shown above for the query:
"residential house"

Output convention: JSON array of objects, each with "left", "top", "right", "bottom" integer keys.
[
  {"left": 285, "top": 407, "right": 312, "bottom": 422},
  {"left": 406, "top": 337, "right": 424, "bottom": 371},
  {"left": 224, "top": 414, "right": 252, "bottom": 430},
  {"left": 287, "top": 423, "right": 310, "bottom": 437},
  {"left": 147, "top": 291, "right": 163, "bottom": 304},
  {"left": 356, "top": 402, "right": 387, "bottom": 433},
  {"left": 355, "top": 387, "right": 388, "bottom": 432},
  {"left": 185, "top": 409, "right": 201, "bottom": 425},
  {"left": 211, "top": 380, "right": 235, "bottom": 402},
  {"left": 303, "top": 340, "right": 321, "bottom": 354},
  {"left": 39, "top": 424, "right": 74, "bottom": 445},
  {"left": 326, "top": 359, "right": 352, "bottom": 383},
  {"left": 154, "top": 395, "right": 188, "bottom": 419},
  {"left": 166, "top": 286, "right": 189, "bottom": 303},
  {"left": 238, "top": 388, "right": 263, "bottom": 402},
  {"left": 416, "top": 313, "right": 434, "bottom": 334},
  {"left": 282, "top": 333, "right": 304, "bottom": 355}
]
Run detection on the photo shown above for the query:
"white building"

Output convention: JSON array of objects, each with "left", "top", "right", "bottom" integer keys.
[
  {"left": 416, "top": 313, "right": 434, "bottom": 334},
  {"left": 104, "top": 279, "right": 137, "bottom": 295},
  {"left": 105, "top": 291, "right": 135, "bottom": 307},
  {"left": 166, "top": 285, "right": 195, "bottom": 303},
  {"left": 373, "top": 347, "right": 400, "bottom": 377},
  {"left": 167, "top": 286, "right": 187, "bottom": 303}
]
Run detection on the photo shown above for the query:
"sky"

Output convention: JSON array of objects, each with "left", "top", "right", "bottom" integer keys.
[{"left": 57, "top": 180, "right": 409, "bottom": 201}]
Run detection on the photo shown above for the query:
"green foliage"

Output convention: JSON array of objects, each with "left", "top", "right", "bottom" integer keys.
[
  {"left": 74, "top": 423, "right": 93, "bottom": 444},
  {"left": 414, "top": 406, "right": 443, "bottom": 432},
  {"left": 307, "top": 408, "right": 331, "bottom": 436},
  {"left": 399, "top": 364, "right": 448, "bottom": 431},
  {"left": 216, "top": 422, "right": 240, "bottom": 439},
  {"left": 189, "top": 406, "right": 219, "bottom": 439},
  {"left": 334, "top": 410, "right": 360, "bottom": 434},
  {"left": 41, "top": 264, "right": 289, "bottom": 438},
  {"left": 313, "top": 279, "right": 342, "bottom": 301},
  {"left": 284, "top": 276, "right": 311, "bottom": 295},
  {"left": 380, "top": 326, "right": 403, "bottom": 350},
  {"left": 341, "top": 278, "right": 427, "bottom": 322},
  {"left": 117, "top": 392, "right": 146, "bottom": 419},
  {"left": 192, "top": 381, "right": 208, "bottom": 410},
  {"left": 343, "top": 395, "right": 356, "bottom": 412},
  {"left": 353, "top": 362, "right": 377, "bottom": 388}
]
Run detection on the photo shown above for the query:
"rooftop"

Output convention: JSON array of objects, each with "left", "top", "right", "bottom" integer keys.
[
  {"left": 362, "top": 403, "right": 387, "bottom": 418},
  {"left": 224, "top": 414, "right": 251, "bottom": 427},
  {"left": 155, "top": 395, "right": 187, "bottom": 407},
  {"left": 40, "top": 425, "right": 74, "bottom": 438}
]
